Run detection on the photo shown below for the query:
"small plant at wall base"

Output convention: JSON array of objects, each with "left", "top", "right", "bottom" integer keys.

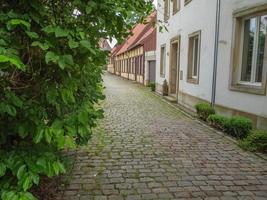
[
  {"left": 207, "top": 115, "right": 252, "bottom": 139},
  {"left": 148, "top": 82, "right": 156, "bottom": 92},
  {"left": 239, "top": 130, "right": 267, "bottom": 153},
  {"left": 224, "top": 116, "right": 252, "bottom": 139},
  {"left": 207, "top": 114, "right": 229, "bottom": 130},
  {"left": 195, "top": 102, "right": 215, "bottom": 121}
]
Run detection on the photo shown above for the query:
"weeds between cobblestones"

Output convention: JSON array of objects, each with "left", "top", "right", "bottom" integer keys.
[{"left": 56, "top": 73, "right": 267, "bottom": 200}]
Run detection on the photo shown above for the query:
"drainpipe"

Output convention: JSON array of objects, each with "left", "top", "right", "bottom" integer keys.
[{"left": 211, "top": 0, "right": 221, "bottom": 107}]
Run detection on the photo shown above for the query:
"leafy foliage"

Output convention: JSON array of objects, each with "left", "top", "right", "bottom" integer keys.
[
  {"left": 194, "top": 102, "right": 215, "bottom": 121},
  {"left": 224, "top": 116, "right": 252, "bottom": 139},
  {"left": 148, "top": 82, "right": 156, "bottom": 92},
  {"left": 208, "top": 114, "right": 229, "bottom": 130},
  {"left": 208, "top": 114, "right": 252, "bottom": 139},
  {"left": 0, "top": 0, "right": 153, "bottom": 199},
  {"left": 239, "top": 130, "right": 267, "bottom": 153}
]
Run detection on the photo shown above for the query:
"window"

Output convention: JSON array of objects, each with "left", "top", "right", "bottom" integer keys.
[
  {"left": 241, "top": 15, "right": 266, "bottom": 84},
  {"left": 184, "top": 0, "right": 192, "bottom": 6},
  {"left": 173, "top": 0, "right": 180, "bottom": 14},
  {"left": 231, "top": 7, "right": 267, "bottom": 95},
  {"left": 187, "top": 31, "right": 201, "bottom": 83},
  {"left": 160, "top": 45, "right": 166, "bottom": 77},
  {"left": 164, "top": 0, "right": 169, "bottom": 21}
]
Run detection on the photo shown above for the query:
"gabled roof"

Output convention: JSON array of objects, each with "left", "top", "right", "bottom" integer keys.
[
  {"left": 111, "top": 43, "right": 123, "bottom": 57},
  {"left": 114, "top": 11, "right": 157, "bottom": 56}
]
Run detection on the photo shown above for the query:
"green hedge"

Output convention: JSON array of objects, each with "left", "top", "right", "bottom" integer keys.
[
  {"left": 208, "top": 114, "right": 252, "bottom": 139},
  {"left": 207, "top": 114, "right": 228, "bottom": 130},
  {"left": 195, "top": 103, "right": 215, "bottom": 121},
  {"left": 224, "top": 116, "right": 252, "bottom": 139},
  {"left": 239, "top": 130, "right": 267, "bottom": 153}
]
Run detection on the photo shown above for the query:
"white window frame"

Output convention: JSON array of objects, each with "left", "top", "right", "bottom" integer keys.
[
  {"left": 160, "top": 44, "right": 166, "bottom": 77},
  {"left": 238, "top": 14, "right": 266, "bottom": 87},
  {"left": 192, "top": 35, "right": 200, "bottom": 79},
  {"left": 187, "top": 30, "right": 201, "bottom": 84},
  {"left": 230, "top": 4, "right": 267, "bottom": 95}
]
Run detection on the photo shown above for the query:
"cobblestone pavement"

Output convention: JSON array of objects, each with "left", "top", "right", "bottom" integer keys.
[{"left": 58, "top": 73, "right": 267, "bottom": 200}]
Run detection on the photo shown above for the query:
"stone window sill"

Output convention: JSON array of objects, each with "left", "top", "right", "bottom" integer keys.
[
  {"left": 230, "top": 84, "right": 266, "bottom": 96},
  {"left": 187, "top": 78, "right": 199, "bottom": 84}
]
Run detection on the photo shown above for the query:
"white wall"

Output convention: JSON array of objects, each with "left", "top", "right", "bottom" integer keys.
[
  {"left": 156, "top": 0, "right": 217, "bottom": 102},
  {"left": 216, "top": 0, "right": 267, "bottom": 118},
  {"left": 156, "top": 0, "right": 267, "bottom": 119}
]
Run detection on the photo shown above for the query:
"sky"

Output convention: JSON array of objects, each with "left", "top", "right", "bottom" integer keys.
[{"left": 108, "top": 0, "right": 158, "bottom": 48}]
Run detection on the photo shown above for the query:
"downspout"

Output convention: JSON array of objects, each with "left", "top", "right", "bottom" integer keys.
[{"left": 211, "top": 0, "right": 221, "bottom": 107}]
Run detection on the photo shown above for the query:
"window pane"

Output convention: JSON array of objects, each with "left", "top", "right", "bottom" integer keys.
[
  {"left": 241, "top": 18, "right": 256, "bottom": 82},
  {"left": 256, "top": 15, "right": 267, "bottom": 83},
  {"left": 193, "top": 37, "right": 199, "bottom": 77}
]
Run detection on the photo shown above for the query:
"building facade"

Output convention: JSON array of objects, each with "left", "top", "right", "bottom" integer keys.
[
  {"left": 156, "top": 0, "right": 267, "bottom": 130},
  {"left": 109, "top": 12, "right": 157, "bottom": 86}
]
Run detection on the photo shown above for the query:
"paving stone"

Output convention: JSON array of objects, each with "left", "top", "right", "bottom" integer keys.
[{"left": 57, "top": 74, "right": 267, "bottom": 200}]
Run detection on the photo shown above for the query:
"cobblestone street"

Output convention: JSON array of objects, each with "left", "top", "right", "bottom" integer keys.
[{"left": 59, "top": 73, "right": 267, "bottom": 200}]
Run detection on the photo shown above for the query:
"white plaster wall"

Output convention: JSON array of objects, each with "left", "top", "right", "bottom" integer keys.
[
  {"left": 156, "top": 0, "right": 267, "bottom": 118},
  {"left": 216, "top": 0, "right": 267, "bottom": 118},
  {"left": 156, "top": 0, "right": 217, "bottom": 102}
]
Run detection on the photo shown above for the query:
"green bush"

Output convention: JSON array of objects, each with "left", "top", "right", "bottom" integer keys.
[
  {"left": 0, "top": 1, "right": 153, "bottom": 199},
  {"left": 148, "top": 82, "right": 156, "bottom": 92},
  {"left": 194, "top": 103, "right": 215, "bottom": 121},
  {"left": 224, "top": 116, "right": 252, "bottom": 139},
  {"left": 207, "top": 114, "right": 229, "bottom": 130},
  {"left": 239, "top": 130, "right": 267, "bottom": 153}
]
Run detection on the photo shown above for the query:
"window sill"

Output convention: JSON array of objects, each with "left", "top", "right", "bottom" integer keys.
[
  {"left": 187, "top": 78, "right": 199, "bottom": 84},
  {"left": 230, "top": 83, "right": 266, "bottom": 95}
]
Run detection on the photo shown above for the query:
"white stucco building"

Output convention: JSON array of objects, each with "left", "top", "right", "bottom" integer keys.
[{"left": 156, "top": 0, "right": 267, "bottom": 130}]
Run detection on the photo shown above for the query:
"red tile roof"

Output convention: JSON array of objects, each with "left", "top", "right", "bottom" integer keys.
[{"left": 113, "top": 11, "right": 156, "bottom": 56}]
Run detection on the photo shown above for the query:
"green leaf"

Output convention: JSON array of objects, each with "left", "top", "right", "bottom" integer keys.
[
  {"left": 80, "top": 40, "right": 96, "bottom": 54},
  {"left": 86, "top": 6, "right": 93, "bottom": 14},
  {"left": 30, "top": 172, "right": 39, "bottom": 185},
  {"left": 46, "top": 87, "right": 57, "bottom": 104},
  {"left": 31, "top": 41, "right": 49, "bottom": 50},
  {"left": 0, "top": 39, "right": 8, "bottom": 46},
  {"left": 42, "top": 25, "right": 54, "bottom": 33},
  {"left": 22, "top": 176, "right": 32, "bottom": 191},
  {"left": 17, "top": 165, "right": 26, "bottom": 180},
  {"left": 18, "top": 125, "right": 28, "bottom": 139},
  {"left": 5, "top": 104, "right": 16, "bottom": 117},
  {"left": 57, "top": 161, "right": 66, "bottom": 173},
  {"left": 0, "top": 162, "right": 6, "bottom": 177},
  {"left": 7, "top": 19, "right": 30, "bottom": 30},
  {"left": 45, "top": 52, "right": 59, "bottom": 64},
  {"left": 54, "top": 27, "right": 69, "bottom": 37},
  {"left": 52, "top": 162, "right": 60, "bottom": 175},
  {"left": 19, "top": 192, "right": 37, "bottom": 200},
  {"left": 1, "top": 191, "right": 18, "bottom": 200},
  {"left": 44, "top": 128, "right": 52, "bottom": 144},
  {"left": 65, "top": 136, "right": 76, "bottom": 148},
  {"left": 78, "top": 111, "right": 88, "bottom": 125},
  {"left": 33, "top": 128, "right": 44, "bottom": 144},
  {"left": 0, "top": 55, "right": 25, "bottom": 70},
  {"left": 25, "top": 31, "right": 39, "bottom": 39},
  {"left": 68, "top": 40, "right": 79, "bottom": 49},
  {"left": 58, "top": 55, "right": 74, "bottom": 69}
]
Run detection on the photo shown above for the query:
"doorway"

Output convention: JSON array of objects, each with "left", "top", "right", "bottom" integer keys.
[
  {"left": 148, "top": 60, "right": 156, "bottom": 83},
  {"left": 169, "top": 37, "right": 180, "bottom": 97}
]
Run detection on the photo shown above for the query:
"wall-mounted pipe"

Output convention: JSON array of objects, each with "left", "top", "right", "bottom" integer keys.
[{"left": 211, "top": 0, "right": 221, "bottom": 107}]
